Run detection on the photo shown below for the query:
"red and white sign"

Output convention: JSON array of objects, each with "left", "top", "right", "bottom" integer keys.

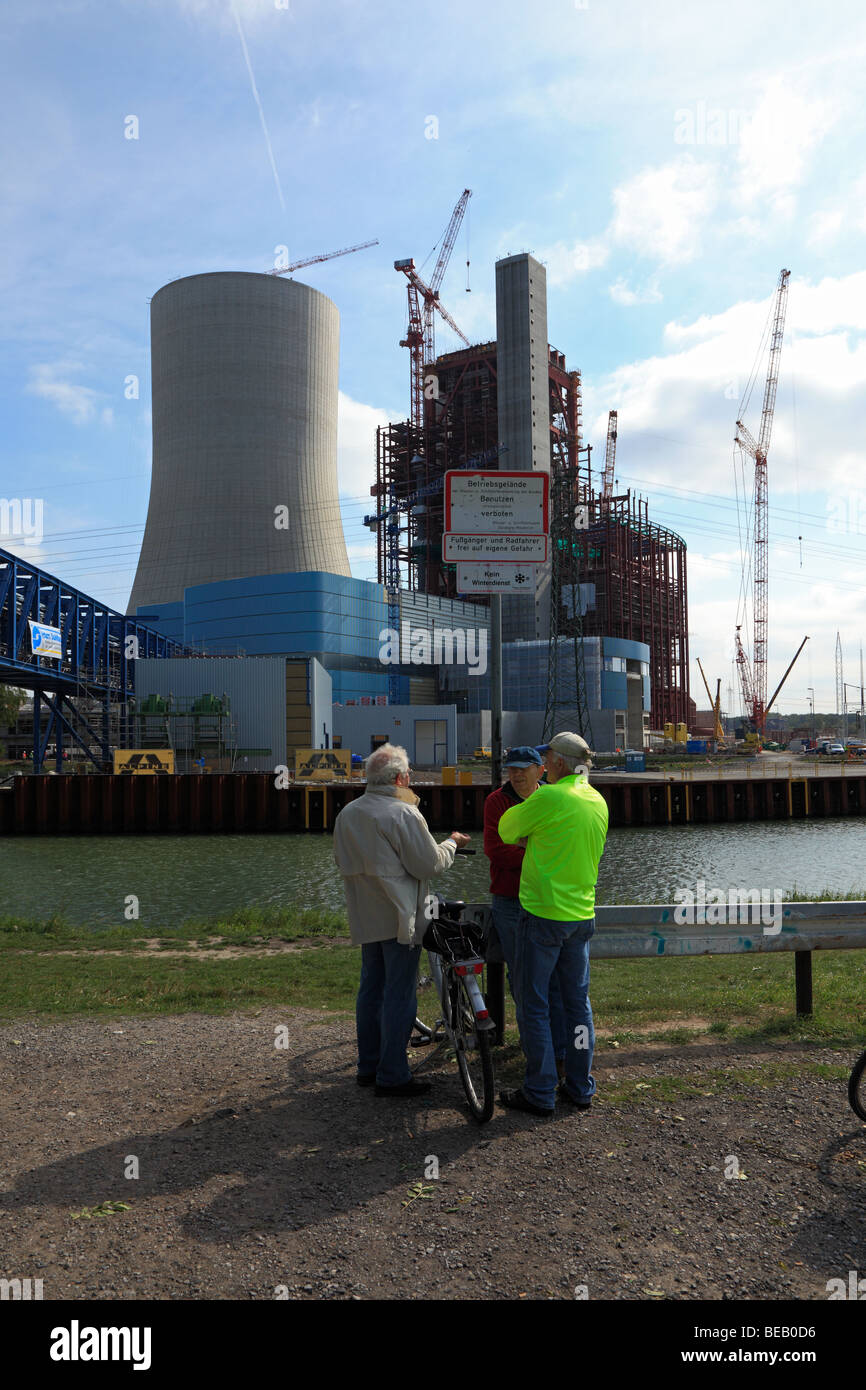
[{"left": 444, "top": 470, "right": 549, "bottom": 536}]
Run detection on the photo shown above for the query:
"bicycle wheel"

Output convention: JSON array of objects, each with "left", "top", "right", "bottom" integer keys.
[
  {"left": 452, "top": 975, "right": 495, "bottom": 1123},
  {"left": 848, "top": 1048, "right": 866, "bottom": 1122}
]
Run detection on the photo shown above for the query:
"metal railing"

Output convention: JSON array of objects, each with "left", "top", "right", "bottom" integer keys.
[{"left": 461, "top": 900, "right": 866, "bottom": 1031}]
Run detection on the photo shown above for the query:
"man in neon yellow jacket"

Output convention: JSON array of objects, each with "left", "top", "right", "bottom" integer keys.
[{"left": 497, "top": 732, "right": 608, "bottom": 1116}]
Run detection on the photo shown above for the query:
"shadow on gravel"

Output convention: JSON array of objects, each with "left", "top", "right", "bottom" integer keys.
[
  {"left": 781, "top": 1129, "right": 866, "bottom": 1277},
  {"left": 0, "top": 1033, "right": 540, "bottom": 1241}
]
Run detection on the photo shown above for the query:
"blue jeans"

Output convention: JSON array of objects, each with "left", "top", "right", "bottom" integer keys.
[
  {"left": 491, "top": 895, "right": 567, "bottom": 1060},
  {"left": 514, "top": 911, "right": 595, "bottom": 1109},
  {"left": 356, "top": 939, "right": 422, "bottom": 1086}
]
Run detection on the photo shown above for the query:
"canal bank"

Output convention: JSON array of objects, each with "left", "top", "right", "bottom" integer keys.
[{"left": 4, "top": 766, "right": 866, "bottom": 834}]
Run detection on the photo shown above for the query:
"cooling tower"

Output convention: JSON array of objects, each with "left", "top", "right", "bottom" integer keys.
[{"left": 128, "top": 272, "right": 350, "bottom": 612}]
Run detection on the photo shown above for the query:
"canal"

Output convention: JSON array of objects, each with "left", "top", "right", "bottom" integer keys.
[{"left": 2, "top": 817, "right": 865, "bottom": 930}]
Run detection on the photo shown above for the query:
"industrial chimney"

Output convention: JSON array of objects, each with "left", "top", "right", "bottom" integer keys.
[{"left": 129, "top": 272, "right": 350, "bottom": 612}]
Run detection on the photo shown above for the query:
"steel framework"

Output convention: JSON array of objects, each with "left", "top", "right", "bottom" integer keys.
[
  {"left": 0, "top": 545, "right": 191, "bottom": 771},
  {"left": 577, "top": 493, "right": 691, "bottom": 728},
  {"left": 371, "top": 342, "right": 690, "bottom": 728}
]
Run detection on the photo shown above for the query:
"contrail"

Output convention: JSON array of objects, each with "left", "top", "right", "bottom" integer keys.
[{"left": 230, "top": 0, "right": 286, "bottom": 212}]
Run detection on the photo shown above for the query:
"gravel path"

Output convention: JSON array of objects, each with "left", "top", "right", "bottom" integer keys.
[{"left": 1, "top": 1012, "right": 864, "bottom": 1301}]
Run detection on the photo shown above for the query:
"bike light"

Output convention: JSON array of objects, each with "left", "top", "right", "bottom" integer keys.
[
  {"left": 476, "top": 1008, "right": 489, "bottom": 1019},
  {"left": 455, "top": 965, "right": 467, "bottom": 976}
]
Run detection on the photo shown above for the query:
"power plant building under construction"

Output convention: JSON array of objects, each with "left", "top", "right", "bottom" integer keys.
[
  {"left": 121, "top": 251, "right": 691, "bottom": 759},
  {"left": 372, "top": 251, "right": 692, "bottom": 740}
]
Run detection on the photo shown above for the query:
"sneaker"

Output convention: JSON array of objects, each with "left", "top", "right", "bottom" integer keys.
[
  {"left": 498, "top": 1087, "right": 554, "bottom": 1117},
  {"left": 356, "top": 1073, "right": 376, "bottom": 1087},
  {"left": 557, "top": 1083, "right": 592, "bottom": 1110},
  {"left": 374, "top": 1079, "right": 432, "bottom": 1097}
]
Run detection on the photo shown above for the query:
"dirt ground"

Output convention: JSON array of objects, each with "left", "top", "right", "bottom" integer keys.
[{"left": 1, "top": 1010, "right": 864, "bottom": 1301}]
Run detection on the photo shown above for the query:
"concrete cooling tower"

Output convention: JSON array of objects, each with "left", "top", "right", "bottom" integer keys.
[{"left": 128, "top": 272, "right": 350, "bottom": 612}]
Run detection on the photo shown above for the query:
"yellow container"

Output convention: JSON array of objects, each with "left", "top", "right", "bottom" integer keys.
[
  {"left": 458, "top": 770, "right": 472, "bottom": 787},
  {"left": 664, "top": 722, "right": 674, "bottom": 742},
  {"left": 675, "top": 722, "right": 688, "bottom": 744},
  {"left": 442, "top": 766, "right": 456, "bottom": 786}
]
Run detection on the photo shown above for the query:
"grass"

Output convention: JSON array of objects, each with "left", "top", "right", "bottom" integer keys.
[{"left": 0, "top": 902, "right": 865, "bottom": 1049}]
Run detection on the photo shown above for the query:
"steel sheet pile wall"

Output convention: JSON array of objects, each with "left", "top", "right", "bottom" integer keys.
[{"left": 5, "top": 771, "right": 866, "bottom": 835}]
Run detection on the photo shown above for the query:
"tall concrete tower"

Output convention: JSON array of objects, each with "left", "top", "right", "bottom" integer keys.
[
  {"left": 129, "top": 272, "right": 350, "bottom": 612},
  {"left": 495, "top": 253, "right": 551, "bottom": 642}
]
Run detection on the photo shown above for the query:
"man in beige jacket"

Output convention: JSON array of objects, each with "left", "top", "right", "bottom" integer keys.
[{"left": 333, "top": 743, "right": 470, "bottom": 1096}]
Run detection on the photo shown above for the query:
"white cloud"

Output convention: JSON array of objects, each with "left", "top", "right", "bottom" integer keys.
[
  {"left": 26, "top": 363, "right": 109, "bottom": 425},
  {"left": 610, "top": 155, "right": 718, "bottom": 265},
  {"left": 735, "top": 76, "right": 840, "bottom": 213},
  {"left": 609, "top": 276, "right": 662, "bottom": 306},
  {"left": 337, "top": 390, "right": 390, "bottom": 496},
  {"left": 807, "top": 208, "right": 844, "bottom": 247},
  {"left": 536, "top": 239, "right": 609, "bottom": 287}
]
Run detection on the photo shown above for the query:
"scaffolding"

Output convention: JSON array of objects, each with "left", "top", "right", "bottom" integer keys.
[
  {"left": 578, "top": 492, "right": 691, "bottom": 728},
  {"left": 131, "top": 693, "right": 238, "bottom": 773},
  {"left": 372, "top": 341, "right": 691, "bottom": 727}
]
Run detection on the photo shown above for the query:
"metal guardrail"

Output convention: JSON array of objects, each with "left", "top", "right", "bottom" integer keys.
[{"left": 461, "top": 901, "right": 866, "bottom": 1026}]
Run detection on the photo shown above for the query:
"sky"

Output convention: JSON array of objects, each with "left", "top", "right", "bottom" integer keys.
[{"left": 3, "top": 0, "right": 866, "bottom": 718}]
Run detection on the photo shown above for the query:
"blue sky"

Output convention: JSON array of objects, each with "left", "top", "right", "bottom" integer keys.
[{"left": 3, "top": 0, "right": 866, "bottom": 716}]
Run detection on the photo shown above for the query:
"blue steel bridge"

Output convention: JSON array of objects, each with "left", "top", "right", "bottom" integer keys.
[{"left": 0, "top": 545, "right": 190, "bottom": 773}]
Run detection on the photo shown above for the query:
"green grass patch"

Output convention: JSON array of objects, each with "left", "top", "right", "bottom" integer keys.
[
  {"left": 601, "top": 1058, "right": 851, "bottom": 1107},
  {"left": 0, "top": 905, "right": 350, "bottom": 954},
  {"left": 0, "top": 944, "right": 359, "bottom": 1019}
]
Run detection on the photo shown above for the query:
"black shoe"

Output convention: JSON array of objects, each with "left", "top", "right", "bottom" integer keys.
[
  {"left": 499, "top": 1087, "right": 554, "bottom": 1117},
  {"left": 374, "top": 1079, "right": 432, "bottom": 1097},
  {"left": 557, "top": 1084, "right": 592, "bottom": 1110},
  {"left": 356, "top": 1073, "right": 376, "bottom": 1087}
]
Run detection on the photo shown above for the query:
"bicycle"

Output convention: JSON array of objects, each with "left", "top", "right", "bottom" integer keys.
[
  {"left": 410, "top": 894, "right": 496, "bottom": 1123},
  {"left": 848, "top": 1047, "right": 866, "bottom": 1122}
]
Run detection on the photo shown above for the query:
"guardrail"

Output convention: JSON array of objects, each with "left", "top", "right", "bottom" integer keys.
[{"left": 460, "top": 900, "right": 866, "bottom": 1029}]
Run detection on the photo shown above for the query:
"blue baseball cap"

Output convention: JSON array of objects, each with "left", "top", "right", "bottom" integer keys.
[{"left": 504, "top": 745, "right": 543, "bottom": 768}]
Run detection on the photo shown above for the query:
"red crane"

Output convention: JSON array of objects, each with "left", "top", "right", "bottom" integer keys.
[
  {"left": 268, "top": 238, "right": 378, "bottom": 276},
  {"left": 734, "top": 268, "right": 790, "bottom": 735},
  {"left": 395, "top": 190, "right": 471, "bottom": 431},
  {"left": 601, "top": 410, "right": 618, "bottom": 504}
]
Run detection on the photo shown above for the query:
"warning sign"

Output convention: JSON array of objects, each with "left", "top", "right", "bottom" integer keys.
[
  {"left": 114, "top": 749, "right": 175, "bottom": 775},
  {"left": 294, "top": 749, "right": 352, "bottom": 781}
]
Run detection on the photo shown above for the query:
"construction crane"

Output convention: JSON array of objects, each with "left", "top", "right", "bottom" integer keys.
[
  {"left": 696, "top": 657, "right": 726, "bottom": 746},
  {"left": 733, "top": 268, "right": 790, "bottom": 735},
  {"left": 395, "top": 190, "right": 471, "bottom": 432},
  {"left": 601, "top": 410, "right": 618, "bottom": 504},
  {"left": 268, "top": 238, "right": 378, "bottom": 277}
]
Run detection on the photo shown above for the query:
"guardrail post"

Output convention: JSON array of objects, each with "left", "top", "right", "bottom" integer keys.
[{"left": 795, "top": 950, "right": 813, "bottom": 1017}]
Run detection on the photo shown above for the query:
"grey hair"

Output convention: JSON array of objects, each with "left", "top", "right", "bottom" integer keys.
[
  {"left": 551, "top": 752, "right": 590, "bottom": 775},
  {"left": 365, "top": 743, "right": 410, "bottom": 784}
]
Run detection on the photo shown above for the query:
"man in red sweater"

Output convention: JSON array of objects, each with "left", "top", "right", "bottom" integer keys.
[{"left": 483, "top": 746, "right": 567, "bottom": 1076}]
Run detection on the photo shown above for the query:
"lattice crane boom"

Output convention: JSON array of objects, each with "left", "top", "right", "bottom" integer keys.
[
  {"left": 733, "top": 268, "right": 790, "bottom": 734},
  {"left": 269, "top": 238, "right": 378, "bottom": 276},
  {"left": 602, "top": 410, "right": 618, "bottom": 502},
  {"left": 395, "top": 191, "right": 471, "bottom": 433}
]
